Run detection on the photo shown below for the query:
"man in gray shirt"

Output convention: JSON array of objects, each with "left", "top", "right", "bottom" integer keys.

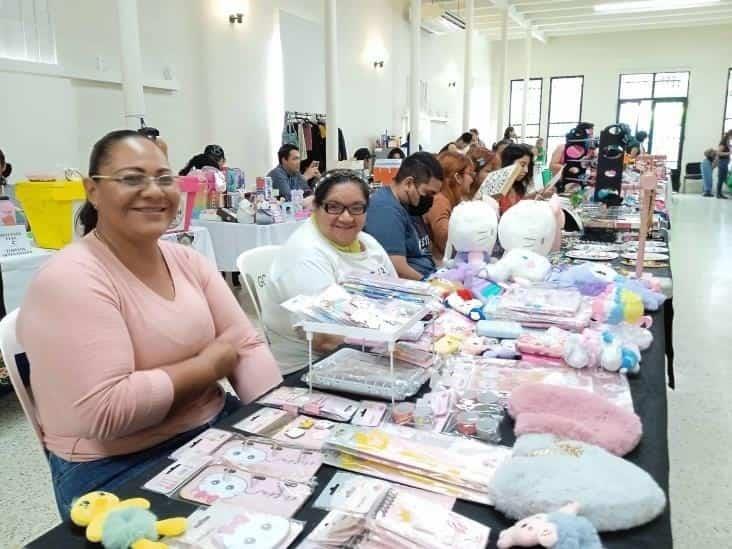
[{"left": 267, "top": 144, "right": 320, "bottom": 201}]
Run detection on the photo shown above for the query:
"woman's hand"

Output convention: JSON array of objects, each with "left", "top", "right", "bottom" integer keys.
[{"left": 199, "top": 340, "right": 238, "bottom": 379}]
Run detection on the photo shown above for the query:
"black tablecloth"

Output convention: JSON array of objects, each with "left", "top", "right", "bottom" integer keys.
[{"left": 28, "top": 310, "right": 672, "bottom": 549}]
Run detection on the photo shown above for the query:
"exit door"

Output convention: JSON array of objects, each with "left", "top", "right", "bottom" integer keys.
[{"left": 618, "top": 98, "right": 687, "bottom": 170}]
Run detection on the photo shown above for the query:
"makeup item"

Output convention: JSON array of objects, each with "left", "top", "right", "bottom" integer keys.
[
  {"left": 413, "top": 399, "right": 435, "bottom": 431},
  {"left": 476, "top": 416, "right": 501, "bottom": 443},
  {"left": 456, "top": 411, "right": 479, "bottom": 436},
  {"left": 391, "top": 402, "right": 415, "bottom": 425}
]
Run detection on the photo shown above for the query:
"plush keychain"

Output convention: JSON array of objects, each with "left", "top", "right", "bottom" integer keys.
[
  {"left": 496, "top": 502, "right": 602, "bottom": 549},
  {"left": 70, "top": 491, "right": 187, "bottom": 549}
]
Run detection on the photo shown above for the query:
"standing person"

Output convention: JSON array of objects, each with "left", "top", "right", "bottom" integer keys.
[
  {"left": 702, "top": 148, "right": 717, "bottom": 198},
  {"left": 504, "top": 126, "right": 517, "bottom": 143},
  {"left": 717, "top": 130, "right": 731, "bottom": 199},
  {"left": 267, "top": 144, "right": 321, "bottom": 201},
  {"left": 204, "top": 145, "right": 226, "bottom": 169},
  {"left": 626, "top": 131, "right": 648, "bottom": 159},
  {"left": 534, "top": 137, "right": 546, "bottom": 165},
  {"left": 17, "top": 130, "right": 282, "bottom": 519},
  {"left": 424, "top": 152, "right": 476, "bottom": 263},
  {"left": 364, "top": 152, "right": 443, "bottom": 280}
]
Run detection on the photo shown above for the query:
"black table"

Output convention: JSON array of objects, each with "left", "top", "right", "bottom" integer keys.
[{"left": 29, "top": 309, "right": 672, "bottom": 549}]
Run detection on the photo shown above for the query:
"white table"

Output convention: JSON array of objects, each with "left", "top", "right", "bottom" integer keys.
[
  {"left": 194, "top": 219, "right": 305, "bottom": 271},
  {"left": 0, "top": 226, "right": 217, "bottom": 313}
]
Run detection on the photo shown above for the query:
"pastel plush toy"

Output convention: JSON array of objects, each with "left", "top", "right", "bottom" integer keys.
[
  {"left": 445, "top": 289, "right": 487, "bottom": 321},
  {"left": 563, "top": 329, "right": 641, "bottom": 374},
  {"left": 70, "top": 491, "right": 187, "bottom": 549},
  {"left": 480, "top": 248, "right": 551, "bottom": 286},
  {"left": 444, "top": 199, "right": 499, "bottom": 265},
  {"left": 497, "top": 196, "right": 563, "bottom": 256},
  {"left": 548, "top": 263, "right": 616, "bottom": 297},
  {"left": 461, "top": 335, "right": 492, "bottom": 355},
  {"left": 496, "top": 503, "right": 602, "bottom": 549},
  {"left": 599, "top": 319, "right": 653, "bottom": 351},
  {"left": 591, "top": 286, "right": 644, "bottom": 325},
  {"left": 613, "top": 275, "right": 666, "bottom": 311}
]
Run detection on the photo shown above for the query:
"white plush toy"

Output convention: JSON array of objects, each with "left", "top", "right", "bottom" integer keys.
[
  {"left": 498, "top": 196, "right": 564, "bottom": 256},
  {"left": 480, "top": 248, "right": 551, "bottom": 285},
  {"left": 444, "top": 199, "right": 499, "bottom": 264}
]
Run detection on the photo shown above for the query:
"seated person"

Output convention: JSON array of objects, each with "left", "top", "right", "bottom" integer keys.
[
  {"left": 466, "top": 146, "right": 496, "bottom": 198},
  {"left": 353, "top": 147, "right": 373, "bottom": 173},
  {"left": 364, "top": 152, "right": 443, "bottom": 280},
  {"left": 424, "top": 151, "right": 476, "bottom": 263},
  {"left": 262, "top": 170, "right": 396, "bottom": 369},
  {"left": 18, "top": 130, "right": 282, "bottom": 519},
  {"left": 388, "top": 147, "right": 406, "bottom": 159},
  {"left": 268, "top": 144, "right": 320, "bottom": 201},
  {"left": 499, "top": 143, "right": 534, "bottom": 213},
  {"left": 455, "top": 132, "right": 475, "bottom": 153}
]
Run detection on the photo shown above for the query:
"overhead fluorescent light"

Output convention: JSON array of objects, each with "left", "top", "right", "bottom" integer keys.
[{"left": 594, "top": 0, "right": 721, "bottom": 15}]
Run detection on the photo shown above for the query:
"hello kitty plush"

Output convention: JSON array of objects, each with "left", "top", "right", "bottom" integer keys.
[
  {"left": 498, "top": 197, "right": 563, "bottom": 256},
  {"left": 444, "top": 199, "right": 499, "bottom": 265}
]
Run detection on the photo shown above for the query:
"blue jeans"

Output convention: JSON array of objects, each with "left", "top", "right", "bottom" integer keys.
[
  {"left": 702, "top": 158, "right": 714, "bottom": 195},
  {"left": 719, "top": 159, "right": 730, "bottom": 195},
  {"left": 47, "top": 393, "right": 241, "bottom": 521}
]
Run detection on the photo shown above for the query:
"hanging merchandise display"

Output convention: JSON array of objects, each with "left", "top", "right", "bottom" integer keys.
[
  {"left": 595, "top": 124, "right": 631, "bottom": 205},
  {"left": 282, "top": 111, "right": 347, "bottom": 171}
]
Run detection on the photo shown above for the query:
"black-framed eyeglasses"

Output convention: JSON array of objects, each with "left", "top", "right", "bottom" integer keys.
[
  {"left": 322, "top": 202, "right": 367, "bottom": 216},
  {"left": 90, "top": 174, "right": 181, "bottom": 188}
]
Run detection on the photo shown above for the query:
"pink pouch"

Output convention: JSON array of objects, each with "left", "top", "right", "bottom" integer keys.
[{"left": 508, "top": 383, "right": 642, "bottom": 456}]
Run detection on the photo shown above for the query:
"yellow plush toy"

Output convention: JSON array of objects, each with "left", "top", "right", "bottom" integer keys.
[{"left": 70, "top": 491, "right": 187, "bottom": 549}]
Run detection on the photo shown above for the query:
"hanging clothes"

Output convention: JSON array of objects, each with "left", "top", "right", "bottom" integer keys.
[
  {"left": 303, "top": 124, "right": 313, "bottom": 152},
  {"left": 297, "top": 124, "right": 307, "bottom": 161},
  {"left": 338, "top": 128, "right": 347, "bottom": 162}
]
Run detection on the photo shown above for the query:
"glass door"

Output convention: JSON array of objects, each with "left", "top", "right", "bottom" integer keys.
[
  {"left": 649, "top": 100, "right": 686, "bottom": 170},
  {"left": 618, "top": 99, "right": 652, "bottom": 137}
]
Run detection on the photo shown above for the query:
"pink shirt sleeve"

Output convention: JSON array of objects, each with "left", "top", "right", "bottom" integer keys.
[
  {"left": 189, "top": 251, "right": 283, "bottom": 403},
  {"left": 18, "top": 258, "right": 175, "bottom": 441}
]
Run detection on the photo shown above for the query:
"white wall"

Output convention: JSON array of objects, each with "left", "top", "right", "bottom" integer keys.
[{"left": 490, "top": 24, "right": 732, "bottom": 168}]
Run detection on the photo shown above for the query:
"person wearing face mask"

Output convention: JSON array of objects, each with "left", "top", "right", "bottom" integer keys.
[
  {"left": 364, "top": 152, "right": 444, "bottom": 280},
  {"left": 424, "top": 152, "right": 476, "bottom": 263}
]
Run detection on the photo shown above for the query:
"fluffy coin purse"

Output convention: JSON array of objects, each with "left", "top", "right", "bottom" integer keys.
[
  {"left": 490, "top": 434, "right": 666, "bottom": 532},
  {"left": 496, "top": 502, "right": 602, "bottom": 549},
  {"left": 508, "top": 383, "right": 642, "bottom": 456}
]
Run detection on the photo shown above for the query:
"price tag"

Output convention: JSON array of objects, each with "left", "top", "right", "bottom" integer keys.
[{"left": 0, "top": 226, "right": 32, "bottom": 258}]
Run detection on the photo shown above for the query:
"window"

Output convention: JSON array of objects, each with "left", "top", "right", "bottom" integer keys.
[
  {"left": 546, "top": 76, "right": 584, "bottom": 158},
  {"left": 617, "top": 71, "right": 690, "bottom": 170},
  {"left": 724, "top": 68, "right": 732, "bottom": 134},
  {"left": 0, "top": 0, "right": 56, "bottom": 64},
  {"left": 509, "top": 78, "right": 543, "bottom": 141}
]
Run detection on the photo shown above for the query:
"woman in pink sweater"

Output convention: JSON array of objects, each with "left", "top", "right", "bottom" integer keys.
[{"left": 17, "top": 130, "right": 282, "bottom": 519}]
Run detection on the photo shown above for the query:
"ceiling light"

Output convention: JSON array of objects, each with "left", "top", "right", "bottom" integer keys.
[{"left": 594, "top": 0, "right": 720, "bottom": 15}]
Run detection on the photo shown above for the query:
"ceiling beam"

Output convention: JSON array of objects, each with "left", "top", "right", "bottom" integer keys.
[
  {"left": 533, "top": 10, "right": 732, "bottom": 28},
  {"left": 531, "top": 6, "right": 732, "bottom": 24},
  {"left": 544, "top": 17, "right": 732, "bottom": 37}
]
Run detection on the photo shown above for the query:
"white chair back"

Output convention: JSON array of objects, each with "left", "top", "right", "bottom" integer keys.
[
  {"left": 236, "top": 246, "right": 282, "bottom": 338},
  {"left": 0, "top": 309, "right": 44, "bottom": 448}
]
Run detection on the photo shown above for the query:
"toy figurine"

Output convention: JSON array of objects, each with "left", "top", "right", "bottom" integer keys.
[{"left": 497, "top": 503, "right": 602, "bottom": 549}]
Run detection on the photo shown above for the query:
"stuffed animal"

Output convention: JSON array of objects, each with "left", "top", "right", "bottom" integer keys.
[
  {"left": 443, "top": 199, "right": 499, "bottom": 265},
  {"left": 548, "top": 263, "right": 616, "bottom": 296},
  {"left": 613, "top": 275, "right": 666, "bottom": 311},
  {"left": 497, "top": 197, "right": 562, "bottom": 256},
  {"left": 599, "top": 319, "right": 653, "bottom": 351},
  {"left": 461, "top": 335, "right": 491, "bottom": 355},
  {"left": 481, "top": 248, "right": 551, "bottom": 286},
  {"left": 70, "top": 491, "right": 187, "bottom": 549},
  {"left": 496, "top": 502, "right": 602, "bottom": 549},
  {"left": 591, "top": 286, "right": 644, "bottom": 325},
  {"left": 563, "top": 329, "right": 641, "bottom": 374},
  {"left": 445, "top": 289, "right": 487, "bottom": 321}
]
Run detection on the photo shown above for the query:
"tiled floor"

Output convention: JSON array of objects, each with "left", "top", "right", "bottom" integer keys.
[{"left": 0, "top": 193, "right": 729, "bottom": 548}]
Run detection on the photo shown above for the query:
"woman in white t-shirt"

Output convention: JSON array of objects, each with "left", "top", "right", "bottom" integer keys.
[{"left": 262, "top": 170, "right": 397, "bottom": 373}]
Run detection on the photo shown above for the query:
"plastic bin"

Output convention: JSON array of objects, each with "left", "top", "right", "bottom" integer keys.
[{"left": 15, "top": 180, "right": 86, "bottom": 249}]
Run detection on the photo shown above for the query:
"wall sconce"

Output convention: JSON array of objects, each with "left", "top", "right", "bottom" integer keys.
[
  {"left": 229, "top": 13, "right": 243, "bottom": 24},
  {"left": 448, "top": 81, "right": 457, "bottom": 88},
  {"left": 373, "top": 60, "right": 384, "bottom": 69}
]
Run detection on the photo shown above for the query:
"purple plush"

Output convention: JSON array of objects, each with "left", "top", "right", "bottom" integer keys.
[
  {"left": 614, "top": 277, "right": 666, "bottom": 311},
  {"left": 548, "top": 264, "right": 610, "bottom": 297}
]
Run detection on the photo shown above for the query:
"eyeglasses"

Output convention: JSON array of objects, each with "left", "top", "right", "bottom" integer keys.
[
  {"left": 322, "top": 202, "right": 367, "bottom": 216},
  {"left": 91, "top": 174, "right": 180, "bottom": 188}
]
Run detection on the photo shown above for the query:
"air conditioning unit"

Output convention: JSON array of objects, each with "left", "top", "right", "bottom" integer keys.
[{"left": 414, "top": 4, "right": 466, "bottom": 35}]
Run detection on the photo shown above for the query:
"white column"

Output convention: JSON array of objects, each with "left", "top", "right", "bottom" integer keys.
[
  {"left": 495, "top": 7, "right": 509, "bottom": 142},
  {"left": 324, "top": 0, "right": 339, "bottom": 169},
  {"left": 520, "top": 30, "right": 532, "bottom": 144},
  {"left": 116, "top": 0, "right": 145, "bottom": 129},
  {"left": 462, "top": 0, "right": 474, "bottom": 131},
  {"left": 410, "top": 0, "right": 421, "bottom": 154}
]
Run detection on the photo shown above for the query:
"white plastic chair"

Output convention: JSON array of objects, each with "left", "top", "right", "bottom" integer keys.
[
  {"left": 236, "top": 246, "right": 282, "bottom": 342},
  {"left": 0, "top": 309, "right": 44, "bottom": 449}
]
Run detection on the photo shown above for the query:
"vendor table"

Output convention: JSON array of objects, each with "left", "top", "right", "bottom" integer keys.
[
  {"left": 0, "top": 227, "right": 216, "bottom": 314},
  {"left": 28, "top": 308, "right": 673, "bottom": 549},
  {"left": 194, "top": 219, "right": 304, "bottom": 272}
]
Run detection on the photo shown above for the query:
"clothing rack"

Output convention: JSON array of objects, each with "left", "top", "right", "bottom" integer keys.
[{"left": 285, "top": 110, "right": 326, "bottom": 123}]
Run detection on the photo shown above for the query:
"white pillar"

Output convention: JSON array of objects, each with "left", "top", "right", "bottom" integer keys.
[
  {"left": 462, "top": 0, "right": 474, "bottom": 131},
  {"left": 520, "top": 30, "right": 532, "bottom": 144},
  {"left": 410, "top": 0, "right": 421, "bottom": 154},
  {"left": 324, "top": 0, "right": 339, "bottom": 169},
  {"left": 116, "top": 0, "right": 145, "bottom": 129},
  {"left": 495, "top": 7, "right": 509, "bottom": 142}
]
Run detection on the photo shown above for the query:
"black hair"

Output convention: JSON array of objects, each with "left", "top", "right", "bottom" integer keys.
[
  {"left": 313, "top": 170, "right": 370, "bottom": 208},
  {"left": 0, "top": 149, "right": 11, "bottom": 178},
  {"left": 636, "top": 131, "right": 648, "bottom": 143},
  {"left": 138, "top": 126, "right": 160, "bottom": 140},
  {"left": 504, "top": 126, "right": 515, "bottom": 139},
  {"left": 387, "top": 147, "right": 406, "bottom": 159},
  {"left": 493, "top": 139, "right": 511, "bottom": 152},
  {"left": 394, "top": 151, "right": 444, "bottom": 185},
  {"left": 459, "top": 132, "right": 474, "bottom": 144},
  {"left": 720, "top": 130, "right": 732, "bottom": 146},
  {"left": 77, "top": 129, "right": 145, "bottom": 235},
  {"left": 353, "top": 147, "right": 372, "bottom": 161},
  {"left": 278, "top": 144, "right": 299, "bottom": 163},
  {"left": 204, "top": 144, "right": 225, "bottom": 163},
  {"left": 179, "top": 153, "right": 219, "bottom": 176},
  {"left": 501, "top": 143, "right": 535, "bottom": 197},
  {"left": 576, "top": 121, "right": 594, "bottom": 134}
]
